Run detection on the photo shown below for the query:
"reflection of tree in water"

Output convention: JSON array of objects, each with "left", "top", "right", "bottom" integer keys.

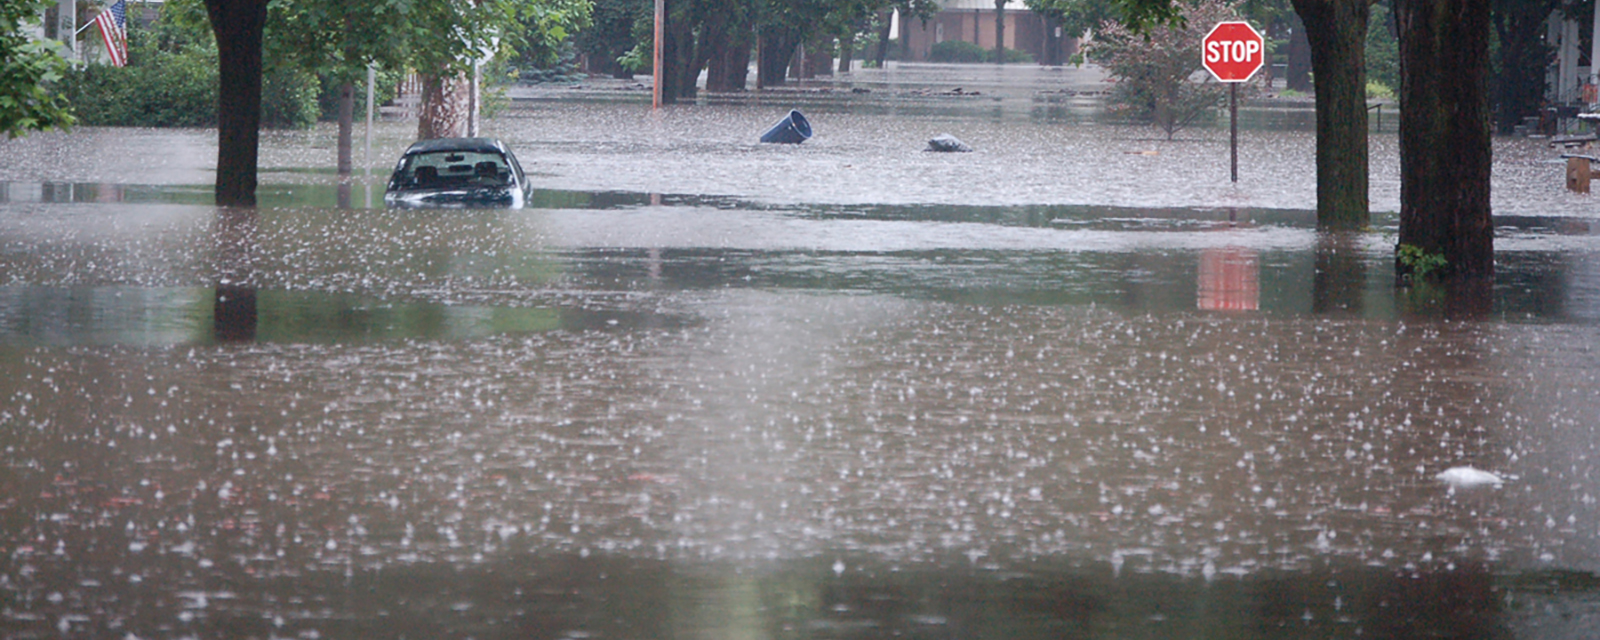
[
  {"left": 1313, "top": 231, "right": 1365, "bottom": 316},
  {"left": 213, "top": 208, "right": 258, "bottom": 342}
]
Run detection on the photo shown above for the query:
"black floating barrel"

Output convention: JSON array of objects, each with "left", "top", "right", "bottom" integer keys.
[{"left": 760, "top": 110, "right": 813, "bottom": 144}]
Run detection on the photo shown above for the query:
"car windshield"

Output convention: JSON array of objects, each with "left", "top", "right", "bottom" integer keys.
[{"left": 393, "top": 150, "right": 512, "bottom": 189}]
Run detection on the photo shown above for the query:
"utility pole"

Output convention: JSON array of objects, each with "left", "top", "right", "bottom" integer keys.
[
  {"left": 652, "top": 0, "right": 663, "bottom": 109},
  {"left": 1590, "top": 3, "right": 1600, "bottom": 101}
]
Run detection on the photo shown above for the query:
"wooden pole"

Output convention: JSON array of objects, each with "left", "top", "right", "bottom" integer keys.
[
  {"left": 652, "top": 0, "right": 664, "bottom": 109},
  {"left": 468, "top": 60, "right": 480, "bottom": 137},
  {"left": 364, "top": 65, "right": 375, "bottom": 177},
  {"left": 61, "top": 0, "right": 77, "bottom": 62},
  {"left": 1567, "top": 156, "right": 1593, "bottom": 193},
  {"left": 1230, "top": 83, "right": 1238, "bottom": 183}
]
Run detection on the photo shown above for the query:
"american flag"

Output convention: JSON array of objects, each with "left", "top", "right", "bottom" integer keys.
[{"left": 92, "top": 0, "right": 128, "bottom": 67}]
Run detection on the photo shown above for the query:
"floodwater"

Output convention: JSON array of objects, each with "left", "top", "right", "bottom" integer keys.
[{"left": 2, "top": 63, "right": 1600, "bottom": 638}]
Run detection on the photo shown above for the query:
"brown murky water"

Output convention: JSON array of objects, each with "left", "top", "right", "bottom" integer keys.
[{"left": 3, "top": 63, "right": 1600, "bottom": 638}]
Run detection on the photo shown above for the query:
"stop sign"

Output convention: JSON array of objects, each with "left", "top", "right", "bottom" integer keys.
[{"left": 1201, "top": 21, "right": 1265, "bottom": 83}]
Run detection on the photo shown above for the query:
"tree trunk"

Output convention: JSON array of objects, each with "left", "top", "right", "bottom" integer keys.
[
  {"left": 659, "top": 0, "right": 698, "bottom": 103},
  {"left": 1291, "top": 0, "right": 1370, "bottom": 229},
  {"left": 1286, "top": 15, "right": 1312, "bottom": 92},
  {"left": 1491, "top": 0, "right": 1557, "bottom": 134},
  {"left": 805, "top": 39, "right": 833, "bottom": 77},
  {"left": 202, "top": 0, "right": 268, "bottom": 207},
  {"left": 418, "top": 73, "right": 470, "bottom": 139},
  {"left": 679, "top": 17, "right": 707, "bottom": 98},
  {"left": 336, "top": 82, "right": 354, "bottom": 176},
  {"left": 790, "top": 42, "right": 807, "bottom": 79},
  {"left": 994, "top": 0, "right": 1007, "bottom": 63},
  {"left": 704, "top": 36, "right": 736, "bottom": 92},
  {"left": 838, "top": 32, "right": 855, "bottom": 73},
  {"left": 703, "top": 11, "right": 752, "bottom": 91},
  {"left": 759, "top": 30, "right": 799, "bottom": 87},
  {"left": 727, "top": 37, "right": 752, "bottom": 90},
  {"left": 1040, "top": 12, "right": 1060, "bottom": 66},
  {"left": 873, "top": 10, "right": 892, "bottom": 68},
  {"left": 1394, "top": 0, "right": 1493, "bottom": 280}
]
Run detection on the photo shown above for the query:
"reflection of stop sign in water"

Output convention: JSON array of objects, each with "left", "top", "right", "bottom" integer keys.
[{"left": 1202, "top": 21, "right": 1265, "bottom": 83}]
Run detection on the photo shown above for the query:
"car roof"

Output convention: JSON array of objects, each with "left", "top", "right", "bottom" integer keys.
[{"left": 401, "top": 137, "right": 511, "bottom": 156}]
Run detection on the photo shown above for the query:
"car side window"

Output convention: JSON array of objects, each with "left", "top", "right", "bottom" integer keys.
[{"left": 505, "top": 151, "right": 526, "bottom": 183}]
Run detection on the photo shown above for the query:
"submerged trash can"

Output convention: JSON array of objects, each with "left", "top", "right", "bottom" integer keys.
[{"left": 760, "top": 110, "right": 813, "bottom": 144}]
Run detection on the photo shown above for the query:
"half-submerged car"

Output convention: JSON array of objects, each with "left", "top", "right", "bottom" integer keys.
[{"left": 384, "top": 138, "right": 530, "bottom": 208}]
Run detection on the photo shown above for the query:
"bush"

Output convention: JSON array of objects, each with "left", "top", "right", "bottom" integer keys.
[
  {"left": 927, "top": 40, "right": 1034, "bottom": 64},
  {"left": 1085, "top": 0, "right": 1248, "bottom": 139},
  {"left": 1365, "top": 80, "right": 1394, "bottom": 101},
  {"left": 62, "top": 6, "right": 320, "bottom": 129},
  {"left": 929, "top": 40, "right": 989, "bottom": 63},
  {"left": 261, "top": 66, "right": 319, "bottom": 129},
  {"left": 995, "top": 47, "right": 1033, "bottom": 64},
  {"left": 64, "top": 46, "right": 216, "bottom": 127},
  {"left": 519, "top": 40, "right": 585, "bottom": 84}
]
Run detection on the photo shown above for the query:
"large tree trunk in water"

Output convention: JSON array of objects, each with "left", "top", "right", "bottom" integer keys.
[
  {"left": 1290, "top": 0, "right": 1369, "bottom": 229},
  {"left": 1040, "top": 12, "right": 1060, "bottom": 66},
  {"left": 994, "top": 0, "right": 1007, "bottom": 63},
  {"left": 758, "top": 31, "right": 798, "bottom": 88},
  {"left": 1394, "top": 0, "right": 1493, "bottom": 280},
  {"left": 805, "top": 39, "right": 833, "bottom": 77},
  {"left": 418, "top": 74, "right": 470, "bottom": 139},
  {"left": 838, "top": 32, "right": 855, "bottom": 73},
  {"left": 678, "top": 18, "right": 706, "bottom": 98},
  {"left": 703, "top": 11, "right": 751, "bottom": 91},
  {"left": 659, "top": 0, "right": 698, "bottom": 103},
  {"left": 203, "top": 0, "right": 268, "bottom": 207},
  {"left": 336, "top": 82, "right": 354, "bottom": 176},
  {"left": 722, "top": 37, "right": 753, "bottom": 90}
]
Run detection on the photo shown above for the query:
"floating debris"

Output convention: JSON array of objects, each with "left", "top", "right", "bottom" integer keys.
[
  {"left": 1435, "top": 466, "right": 1505, "bottom": 489},
  {"left": 927, "top": 134, "right": 973, "bottom": 153}
]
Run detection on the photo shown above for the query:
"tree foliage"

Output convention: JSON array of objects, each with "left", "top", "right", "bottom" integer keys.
[
  {"left": 62, "top": 4, "right": 319, "bottom": 129},
  {"left": 617, "top": 0, "right": 935, "bottom": 100},
  {"left": 575, "top": 0, "right": 645, "bottom": 76},
  {"left": 1027, "top": 0, "right": 1181, "bottom": 40},
  {"left": 1087, "top": 0, "right": 1249, "bottom": 139},
  {"left": 1366, "top": 0, "right": 1398, "bottom": 94},
  {"left": 0, "top": 0, "right": 74, "bottom": 137},
  {"left": 63, "top": 25, "right": 218, "bottom": 127}
]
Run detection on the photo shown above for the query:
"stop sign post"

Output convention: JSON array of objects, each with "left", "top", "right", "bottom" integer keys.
[{"left": 1202, "top": 21, "right": 1265, "bottom": 183}]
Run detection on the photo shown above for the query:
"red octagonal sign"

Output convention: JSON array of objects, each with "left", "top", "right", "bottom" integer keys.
[{"left": 1202, "top": 21, "right": 1265, "bottom": 83}]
